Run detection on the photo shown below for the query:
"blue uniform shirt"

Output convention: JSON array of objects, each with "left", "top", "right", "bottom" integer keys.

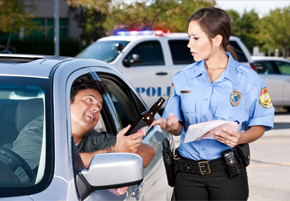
[{"left": 163, "top": 52, "right": 274, "bottom": 161}]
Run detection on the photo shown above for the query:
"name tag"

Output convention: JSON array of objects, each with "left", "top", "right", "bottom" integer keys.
[{"left": 180, "top": 90, "right": 191, "bottom": 93}]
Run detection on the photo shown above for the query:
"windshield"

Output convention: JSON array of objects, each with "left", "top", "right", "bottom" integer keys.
[
  {"left": 76, "top": 40, "right": 130, "bottom": 62},
  {"left": 0, "top": 76, "right": 53, "bottom": 197}
]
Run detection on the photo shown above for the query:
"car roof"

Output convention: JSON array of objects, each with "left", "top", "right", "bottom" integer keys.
[
  {"left": 97, "top": 33, "right": 241, "bottom": 42},
  {"left": 252, "top": 56, "right": 290, "bottom": 62},
  {"left": 0, "top": 54, "right": 117, "bottom": 78}
]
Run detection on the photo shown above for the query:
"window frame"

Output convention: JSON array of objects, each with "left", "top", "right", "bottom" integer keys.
[
  {"left": 168, "top": 39, "right": 195, "bottom": 65},
  {"left": 0, "top": 76, "right": 54, "bottom": 198},
  {"left": 123, "top": 40, "right": 165, "bottom": 67},
  {"left": 274, "top": 60, "right": 290, "bottom": 75},
  {"left": 254, "top": 60, "right": 280, "bottom": 75},
  {"left": 95, "top": 72, "right": 147, "bottom": 133}
]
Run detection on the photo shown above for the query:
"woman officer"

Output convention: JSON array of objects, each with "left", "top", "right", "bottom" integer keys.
[{"left": 151, "top": 7, "right": 274, "bottom": 200}]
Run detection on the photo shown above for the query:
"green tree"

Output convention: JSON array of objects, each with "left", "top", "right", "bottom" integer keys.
[
  {"left": 258, "top": 7, "right": 290, "bottom": 58},
  {"left": 0, "top": 0, "right": 38, "bottom": 35},
  {"left": 67, "top": 0, "right": 110, "bottom": 46},
  {"left": 227, "top": 9, "right": 260, "bottom": 54},
  {"left": 105, "top": 0, "right": 216, "bottom": 33},
  {"left": 155, "top": 0, "right": 216, "bottom": 32}
]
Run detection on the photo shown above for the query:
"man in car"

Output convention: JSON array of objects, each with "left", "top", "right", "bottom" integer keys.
[
  {"left": 70, "top": 75, "right": 156, "bottom": 169},
  {"left": 12, "top": 75, "right": 156, "bottom": 194}
]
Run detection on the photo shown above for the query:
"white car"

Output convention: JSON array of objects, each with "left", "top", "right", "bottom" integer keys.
[
  {"left": 252, "top": 56, "right": 290, "bottom": 110},
  {"left": 77, "top": 31, "right": 254, "bottom": 110},
  {"left": 0, "top": 53, "right": 174, "bottom": 200}
]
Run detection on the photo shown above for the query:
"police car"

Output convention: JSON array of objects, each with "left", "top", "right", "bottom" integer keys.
[
  {"left": 0, "top": 53, "right": 174, "bottom": 201},
  {"left": 77, "top": 30, "right": 254, "bottom": 110}
]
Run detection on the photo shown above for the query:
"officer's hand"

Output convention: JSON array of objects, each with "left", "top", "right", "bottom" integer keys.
[
  {"left": 111, "top": 125, "right": 145, "bottom": 153},
  {"left": 151, "top": 113, "right": 182, "bottom": 135},
  {"left": 214, "top": 128, "right": 243, "bottom": 148}
]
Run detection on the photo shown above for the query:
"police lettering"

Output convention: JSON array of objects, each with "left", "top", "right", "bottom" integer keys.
[{"left": 136, "top": 86, "right": 172, "bottom": 97}]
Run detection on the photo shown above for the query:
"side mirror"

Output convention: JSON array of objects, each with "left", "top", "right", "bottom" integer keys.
[
  {"left": 123, "top": 54, "right": 143, "bottom": 68},
  {"left": 131, "top": 54, "right": 142, "bottom": 63},
  {"left": 115, "top": 43, "right": 124, "bottom": 52},
  {"left": 81, "top": 153, "right": 143, "bottom": 190}
]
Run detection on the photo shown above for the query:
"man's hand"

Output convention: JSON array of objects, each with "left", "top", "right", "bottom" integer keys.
[{"left": 111, "top": 125, "right": 145, "bottom": 153}]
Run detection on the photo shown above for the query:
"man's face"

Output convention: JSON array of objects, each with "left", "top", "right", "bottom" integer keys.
[{"left": 70, "top": 88, "right": 103, "bottom": 138}]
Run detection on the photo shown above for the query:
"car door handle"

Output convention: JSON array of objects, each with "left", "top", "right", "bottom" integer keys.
[{"left": 155, "top": 72, "right": 168, "bottom": 76}]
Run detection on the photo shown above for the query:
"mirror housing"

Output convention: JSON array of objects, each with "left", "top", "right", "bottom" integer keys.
[
  {"left": 131, "top": 54, "right": 142, "bottom": 63},
  {"left": 81, "top": 153, "right": 143, "bottom": 190},
  {"left": 115, "top": 43, "right": 124, "bottom": 52},
  {"left": 123, "top": 54, "right": 143, "bottom": 67}
]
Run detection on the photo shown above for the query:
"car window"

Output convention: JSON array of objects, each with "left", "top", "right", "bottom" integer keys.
[
  {"left": 275, "top": 61, "right": 290, "bottom": 75},
  {"left": 0, "top": 77, "right": 53, "bottom": 197},
  {"left": 229, "top": 40, "right": 248, "bottom": 62},
  {"left": 123, "top": 40, "right": 165, "bottom": 67},
  {"left": 98, "top": 73, "right": 146, "bottom": 130},
  {"left": 168, "top": 40, "right": 195, "bottom": 64},
  {"left": 98, "top": 73, "right": 172, "bottom": 200},
  {"left": 254, "top": 61, "right": 277, "bottom": 74},
  {"left": 76, "top": 40, "right": 130, "bottom": 62}
]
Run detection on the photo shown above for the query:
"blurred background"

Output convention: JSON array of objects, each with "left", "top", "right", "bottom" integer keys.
[{"left": 1, "top": 0, "right": 290, "bottom": 58}]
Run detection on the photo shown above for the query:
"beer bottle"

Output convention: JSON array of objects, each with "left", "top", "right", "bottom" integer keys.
[{"left": 125, "top": 97, "right": 165, "bottom": 136}]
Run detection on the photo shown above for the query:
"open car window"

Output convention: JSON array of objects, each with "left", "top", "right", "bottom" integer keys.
[{"left": 97, "top": 73, "right": 147, "bottom": 132}]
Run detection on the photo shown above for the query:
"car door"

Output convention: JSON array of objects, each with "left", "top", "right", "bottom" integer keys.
[
  {"left": 255, "top": 60, "right": 283, "bottom": 105},
  {"left": 90, "top": 68, "right": 173, "bottom": 201},
  {"left": 66, "top": 70, "right": 138, "bottom": 201},
  {"left": 274, "top": 60, "right": 290, "bottom": 104},
  {"left": 115, "top": 39, "right": 172, "bottom": 108}
]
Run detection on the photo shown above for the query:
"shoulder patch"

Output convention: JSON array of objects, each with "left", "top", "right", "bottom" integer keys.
[{"left": 259, "top": 88, "right": 273, "bottom": 108}]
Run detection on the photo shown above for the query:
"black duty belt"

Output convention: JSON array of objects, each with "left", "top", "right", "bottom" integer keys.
[{"left": 173, "top": 153, "right": 226, "bottom": 175}]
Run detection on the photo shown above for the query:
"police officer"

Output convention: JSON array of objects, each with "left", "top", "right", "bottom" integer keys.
[{"left": 151, "top": 7, "right": 274, "bottom": 201}]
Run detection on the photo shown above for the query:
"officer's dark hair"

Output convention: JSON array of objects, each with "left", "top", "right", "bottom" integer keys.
[
  {"left": 188, "top": 7, "right": 238, "bottom": 61},
  {"left": 70, "top": 74, "right": 108, "bottom": 103}
]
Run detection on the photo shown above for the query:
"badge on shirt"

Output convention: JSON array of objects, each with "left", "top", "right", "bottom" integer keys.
[
  {"left": 259, "top": 87, "right": 272, "bottom": 108},
  {"left": 230, "top": 90, "right": 241, "bottom": 107},
  {"left": 168, "top": 83, "right": 174, "bottom": 99}
]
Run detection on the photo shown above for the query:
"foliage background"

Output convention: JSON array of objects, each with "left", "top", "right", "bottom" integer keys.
[{"left": 1, "top": 0, "right": 290, "bottom": 57}]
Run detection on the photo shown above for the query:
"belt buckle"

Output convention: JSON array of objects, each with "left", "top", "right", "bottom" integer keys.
[{"left": 198, "top": 161, "right": 211, "bottom": 175}]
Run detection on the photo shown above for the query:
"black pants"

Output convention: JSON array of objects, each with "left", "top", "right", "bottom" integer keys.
[{"left": 174, "top": 163, "right": 249, "bottom": 201}]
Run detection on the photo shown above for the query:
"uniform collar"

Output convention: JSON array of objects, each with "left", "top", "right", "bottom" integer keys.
[
  {"left": 189, "top": 52, "right": 239, "bottom": 86},
  {"left": 223, "top": 51, "right": 239, "bottom": 86},
  {"left": 188, "top": 61, "right": 204, "bottom": 79}
]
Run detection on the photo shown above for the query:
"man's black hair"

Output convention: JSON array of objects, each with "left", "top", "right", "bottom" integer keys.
[{"left": 70, "top": 74, "right": 108, "bottom": 103}]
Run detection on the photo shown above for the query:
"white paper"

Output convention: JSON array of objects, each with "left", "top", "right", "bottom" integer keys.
[{"left": 184, "top": 120, "right": 239, "bottom": 143}]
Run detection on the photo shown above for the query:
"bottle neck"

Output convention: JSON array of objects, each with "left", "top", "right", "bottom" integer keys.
[{"left": 149, "top": 100, "right": 163, "bottom": 114}]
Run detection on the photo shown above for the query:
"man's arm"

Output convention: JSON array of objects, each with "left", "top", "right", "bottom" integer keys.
[
  {"left": 136, "top": 143, "right": 156, "bottom": 168},
  {"left": 80, "top": 143, "right": 156, "bottom": 169},
  {"left": 79, "top": 149, "right": 108, "bottom": 169},
  {"left": 80, "top": 125, "right": 146, "bottom": 169}
]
